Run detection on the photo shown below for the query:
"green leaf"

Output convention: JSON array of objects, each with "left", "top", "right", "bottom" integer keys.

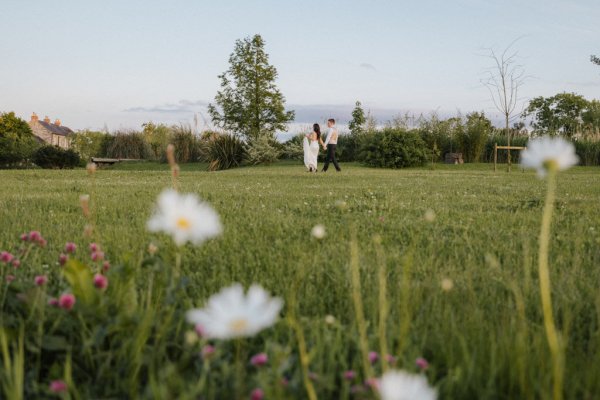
[{"left": 63, "top": 259, "right": 96, "bottom": 305}]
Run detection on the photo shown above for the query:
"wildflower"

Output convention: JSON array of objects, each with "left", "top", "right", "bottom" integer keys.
[
  {"left": 86, "top": 162, "right": 97, "bottom": 174},
  {"left": 49, "top": 380, "right": 68, "bottom": 393},
  {"left": 58, "top": 293, "right": 76, "bottom": 310},
  {"left": 365, "top": 377, "right": 380, "bottom": 390},
  {"left": 64, "top": 242, "right": 77, "bottom": 254},
  {"left": 324, "top": 315, "right": 336, "bottom": 325},
  {"left": 0, "top": 251, "right": 14, "bottom": 263},
  {"left": 48, "top": 298, "right": 59, "bottom": 307},
  {"left": 102, "top": 261, "right": 110, "bottom": 272},
  {"left": 38, "top": 238, "right": 47, "bottom": 248},
  {"left": 250, "top": 352, "right": 268, "bottom": 367},
  {"left": 311, "top": 224, "right": 326, "bottom": 239},
  {"left": 186, "top": 284, "right": 283, "bottom": 340},
  {"left": 93, "top": 274, "right": 108, "bottom": 290},
  {"left": 416, "top": 357, "right": 429, "bottom": 371},
  {"left": 424, "top": 209, "right": 436, "bottom": 222},
  {"left": 148, "top": 243, "right": 158, "bottom": 255},
  {"left": 89, "top": 242, "right": 99, "bottom": 253},
  {"left": 28, "top": 231, "right": 42, "bottom": 242},
  {"left": 20, "top": 233, "right": 28, "bottom": 241},
  {"left": 34, "top": 275, "right": 48, "bottom": 286},
  {"left": 194, "top": 324, "right": 205, "bottom": 337},
  {"left": 344, "top": 370, "right": 357, "bottom": 380},
  {"left": 250, "top": 388, "right": 264, "bottom": 400},
  {"left": 201, "top": 345, "right": 215, "bottom": 359},
  {"left": 91, "top": 251, "right": 105, "bottom": 262},
  {"left": 6, "top": 275, "right": 16, "bottom": 283},
  {"left": 11, "top": 259, "right": 20, "bottom": 268},
  {"left": 59, "top": 254, "right": 68, "bottom": 266},
  {"left": 147, "top": 189, "right": 222, "bottom": 246},
  {"left": 369, "top": 351, "right": 379, "bottom": 364},
  {"left": 441, "top": 278, "right": 454, "bottom": 292},
  {"left": 521, "top": 136, "right": 578, "bottom": 178},
  {"left": 386, "top": 354, "right": 397, "bottom": 365},
  {"left": 378, "top": 370, "right": 437, "bottom": 400}
]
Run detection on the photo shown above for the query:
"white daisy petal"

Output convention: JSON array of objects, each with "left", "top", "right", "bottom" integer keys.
[
  {"left": 521, "top": 136, "right": 578, "bottom": 178},
  {"left": 186, "top": 284, "right": 283, "bottom": 340},
  {"left": 379, "top": 370, "right": 437, "bottom": 400},
  {"left": 147, "top": 189, "right": 222, "bottom": 246}
]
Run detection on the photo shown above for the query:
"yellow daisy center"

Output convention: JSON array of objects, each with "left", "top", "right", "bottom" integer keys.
[
  {"left": 543, "top": 158, "right": 559, "bottom": 172},
  {"left": 176, "top": 217, "right": 191, "bottom": 230},
  {"left": 229, "top": 318, "right": 249, "bottom": 333}
]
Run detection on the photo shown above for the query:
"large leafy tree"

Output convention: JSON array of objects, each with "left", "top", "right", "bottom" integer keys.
[
  {"left": 208, "top": 35, "right": 294, "bottom": 141},
  {"left": 523, "top": 93, "right": 593, "bottom": 137},
  {"left": 0, "top": 112, "right": 39, "bottom": 167},
  {"left": 348, "top": 101, "right": 366, "bottom": 136}
]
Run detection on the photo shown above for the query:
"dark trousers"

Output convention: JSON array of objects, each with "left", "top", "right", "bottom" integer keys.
[{"left": 322, "top": 144, "right": 341, "bottom": 172}]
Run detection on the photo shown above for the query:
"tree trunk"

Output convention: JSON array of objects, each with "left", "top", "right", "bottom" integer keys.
[{"left": 506, "top": 114, "right": 511, "bottom": 173}]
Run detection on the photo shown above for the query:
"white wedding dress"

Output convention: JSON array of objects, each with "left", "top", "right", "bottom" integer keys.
[{"left": 303, "top": 136, "right": 319, "bottom": 171}]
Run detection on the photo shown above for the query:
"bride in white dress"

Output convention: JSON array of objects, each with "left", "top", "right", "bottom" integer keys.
[{"left": 303, "top": 123, "right": 324, "bottom": 172}]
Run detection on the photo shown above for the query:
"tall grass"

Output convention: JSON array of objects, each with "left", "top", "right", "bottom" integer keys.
[{"left": 1, "top": 164, "right": 599, "bottom": 398}]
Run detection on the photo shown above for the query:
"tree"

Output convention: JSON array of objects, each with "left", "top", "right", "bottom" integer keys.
[
  {"left": 523, "top": 93, "right": 590, "bottom": 137},
  {"left": 0, "top": 112, "right": 39, "bottom": 167},
  {"left": 458, "top": 112, "right": 492, "bottom": 162},
  {"left": 481, "top": 40, "right": 526, "bottom": 172},
  {"left": 208, "top": 34, "right": 294, "bottom": 141},
  {"left": 591, "top": 55, "right": 600, "bottom": 66},
  {"left": 348, "top": 101, "right": 366, "bottom": 136}
]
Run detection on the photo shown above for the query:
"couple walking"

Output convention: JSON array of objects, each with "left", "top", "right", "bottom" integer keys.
[{"left": 303, "top": 118, "right": 342, "bottom": 173}]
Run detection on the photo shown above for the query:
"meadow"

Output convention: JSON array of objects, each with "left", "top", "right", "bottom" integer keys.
[{"left": 1, "top": 161, "right": 600, "bottom": 399}]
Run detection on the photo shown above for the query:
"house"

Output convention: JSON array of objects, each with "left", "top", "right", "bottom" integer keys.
[{"left": 28, "top": 113, "right": 73, "bottom": 149}]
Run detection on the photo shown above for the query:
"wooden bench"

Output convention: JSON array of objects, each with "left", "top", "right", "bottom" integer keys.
[{"left": 90, "top": 157, "right": 140, "bottom": 167}]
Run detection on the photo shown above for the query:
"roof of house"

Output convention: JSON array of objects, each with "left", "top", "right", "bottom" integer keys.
[{"left": 35, "top": 120, "right": 74, "bottom": 136}]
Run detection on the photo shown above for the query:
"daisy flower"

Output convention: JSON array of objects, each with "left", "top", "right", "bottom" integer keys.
[
  {"left": 378, "top": 370, "right": 437, "bottom": 400},
  {"left": 521, "top": 136, "right": 578, "bottom": 178},
  {"left": 186, "top": 284, "right": 283, "bottom": 339},
  {"left": 147, "top": 189, "right": 222, "bottom": 246}
]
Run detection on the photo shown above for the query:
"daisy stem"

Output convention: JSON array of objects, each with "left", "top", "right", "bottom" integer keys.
[
  {"left": 538, "top": 169, "right": 563, "bottom": 400},
  {"left": 234, "top": 339, "right": 245, "bottom": 399},
  {"left": 374, "top": 236, "right": 389, "bottom": 372},
  {"left": 349, "top": 233, "right": 373, "bottom": 380}
]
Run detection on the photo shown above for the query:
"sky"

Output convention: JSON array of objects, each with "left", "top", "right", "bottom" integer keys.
[{"left": 1, "top": 0, "right": 599, "bottom": 133}]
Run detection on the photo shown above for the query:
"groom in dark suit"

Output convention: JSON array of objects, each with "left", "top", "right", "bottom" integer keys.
[{"left": 322, "top": 118, "right": 341, "bottom": 172}]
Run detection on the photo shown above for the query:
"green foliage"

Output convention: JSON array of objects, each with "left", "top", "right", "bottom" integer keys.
[
  {"left": 456, "top": 112, "right": 493, "bottom": 162},
  {"left": 573, "top": 139, "right": 600, "bottom": 166},
  {"left": 70, "top": 130, "right": 110, "bottom": 162},
  {"left": 170, "top": 125, "right": 201, "bottom": 163},
  {"left": 208, "top": 34, "right": 295, "bottom": 140},
  {"left": 32, "top": 145, "right": 81, "bottom": 169},
  {"left": 142, "top": 122, "right": 173, "bottom": 159},
  {"left": 523, "top": 92, "right": 600, "bottom": 136},
  {"left": 282, "top": 134, "right": 304, "bottom": 160},
  {"left": 358, "top": 128, "right": 428, "bottom": 168},
  {"left": 348, "top": 101, "right": 366, "bottom": 136},
  {"left": 105, "top": 131, "right": 154, "bottom": 160},
  {"left": 244, "top": 135, "right": 282, "bottom": 165},
  {"left": 0, "top": 112, "right": 39, "bottom": 168},
  {"left": 200, "top": 132, "right": 245, "bottom": 171}
]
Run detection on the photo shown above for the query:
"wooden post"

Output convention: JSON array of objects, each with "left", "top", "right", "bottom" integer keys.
[{"left": 494, "top": 143, "right": 497, "bottom": 172}]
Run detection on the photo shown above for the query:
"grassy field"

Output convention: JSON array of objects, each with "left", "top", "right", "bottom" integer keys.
[{"left": 1, "top": 162, "right": 600, "bottom": 399}]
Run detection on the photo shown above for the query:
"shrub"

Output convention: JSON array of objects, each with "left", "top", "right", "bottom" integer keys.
[
  {"left": 33, "top": 145, "right": 81, "bottom": 169},
  {"left": 335, "top": 133, "right": 361, "bottom": 162},
  {"left": 105, "top": 131, "right": 153, "bottom": 160},
  {"left": 282, "top": 134, "right": 304, "bottom": 160},
  {"left": 574, "top": 139, "right": 600, "bottom": 166},
  {"left": 358, "top": 128, "right": 428, "bottom": 168},
  {"left": 169, "top": 125, "right": 201, "bottom": 163},
  {"left": 483, "top": 134, "right": 529, "bottom": 163},
  {"left": 0, "top": 112, "right": 39, "bottom": 168},
  {"left": 457, "top": 112, "right": 492, "bottom": 162},
  {"left": 70, "top": 130, "right": 110, "bottom": 163},
  {"left": 200, "top": 132, "right": 245, "bottom": 171},
  {"left": 244, "top": 135, "right": 282, "bottom": 165},
  {"left": 143, "top": 122, "right": 173, "bottom": 159}
]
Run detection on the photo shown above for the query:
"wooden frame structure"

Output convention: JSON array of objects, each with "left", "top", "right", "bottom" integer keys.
[{"left": 493, "top": 143, "right": 526, "bottom": 172}]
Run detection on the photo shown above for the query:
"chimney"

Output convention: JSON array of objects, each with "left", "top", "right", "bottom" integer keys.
[
  {"left": 31, "top": 112, "right": 39, "bottom": 123},
  {"left": 54, "top": 119, "right": 61, "bottom": 126},
  {"left": 43, "top": 116, "right": 51, "bottom": 123}
]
